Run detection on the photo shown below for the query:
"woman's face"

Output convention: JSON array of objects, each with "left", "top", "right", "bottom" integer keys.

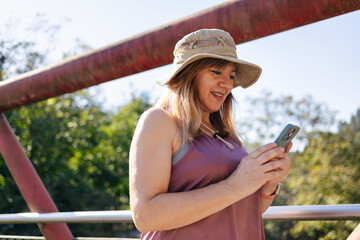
[{"left": 195, "top": 63, "right": 235, "bottom": 115}]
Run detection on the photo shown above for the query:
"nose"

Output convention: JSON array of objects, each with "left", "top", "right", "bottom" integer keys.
[{"left": 218, "top": 76, "right": 233, "bottom": 91}]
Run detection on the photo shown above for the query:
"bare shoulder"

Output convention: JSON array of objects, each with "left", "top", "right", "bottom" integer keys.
[
  {"left": 138, "top": 107, "right": 177, "bottom": 132},
  {"left": 133, "top": 107, "right": 179, "bottom": 147},
  {"left": 139, "top": 107, "right": 176, "bottom": 125}
]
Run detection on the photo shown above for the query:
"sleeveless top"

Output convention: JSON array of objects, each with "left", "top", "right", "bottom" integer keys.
[{"left": 141, "top": 134, "right": 265, "bottom": 240}]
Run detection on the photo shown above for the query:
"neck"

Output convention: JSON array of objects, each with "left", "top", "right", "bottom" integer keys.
[{"left": 202, "top": 113, "right": 211, "bottom": 125}]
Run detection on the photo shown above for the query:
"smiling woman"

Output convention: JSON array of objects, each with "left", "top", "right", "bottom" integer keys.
[
  {"left": 195, "top": 62, "right": 235, "bottom": 114},
  {"left": 129, "top": 29, "right": 293, "bottom": 240}
]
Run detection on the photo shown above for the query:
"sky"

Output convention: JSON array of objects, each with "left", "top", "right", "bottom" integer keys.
[{"left": 1, "top": 0, "right": 360, "bottom": 123}]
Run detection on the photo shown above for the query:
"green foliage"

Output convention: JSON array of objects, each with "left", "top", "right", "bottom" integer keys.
[
  {"left": 0, "top": 92, "right": 150, "bottom": 236},
  {"left": 243, "top": 92, "right": 360, "bottom": 239},
  {"left": 0, "top": 14, "right": 60, "bottom": 81},
  {"left": 0, "top": 14, "right": 91, "bottom": 82},
  {"left": 283, "top": 109, "right": 360, "bottom": 239},
  {"left": 1, "top": 14, "right": 359, "bottom": 239},
  {"left": 0, "top": 37, "right": 46, "bottom": 81},
  {"left": 1, "top": 15, "right": 150, "bottom": 237},
  {"left": 239, "top": 90, "right": 336, "bottom": 151}
]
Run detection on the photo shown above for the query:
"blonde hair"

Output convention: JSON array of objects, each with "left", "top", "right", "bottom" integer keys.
[{"left": 155, "top": 58, "right": 241, "bottom": 146}]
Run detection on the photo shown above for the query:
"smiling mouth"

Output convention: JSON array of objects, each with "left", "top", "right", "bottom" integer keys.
[{"left": 211, "top": 91, "right": 224, "bottom": 97}]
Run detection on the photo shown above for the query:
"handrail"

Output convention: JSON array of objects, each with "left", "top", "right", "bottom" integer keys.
[
  {"left": 1, "top": 0, "right": 359, "bottom": 112},
  {"left": 0, "top": 204, "right": 359, "bottom": 224},
  {"left": 262, "top": 204, "right": 360, "bottom": 221},
  {"left": 0, "top": 236, "right": 135, "bottom": 240},
  {"left": 0, "top": 210, "right": 132, "bottom": 223}
]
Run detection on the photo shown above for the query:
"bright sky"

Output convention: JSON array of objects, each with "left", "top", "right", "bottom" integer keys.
[{"left": 1, "top": 0, "right": 360, "bottom": 123}]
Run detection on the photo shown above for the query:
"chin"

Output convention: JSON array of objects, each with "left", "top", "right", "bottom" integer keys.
[{"left": 207, "top": 107, "right": 222, "bottom": 113}]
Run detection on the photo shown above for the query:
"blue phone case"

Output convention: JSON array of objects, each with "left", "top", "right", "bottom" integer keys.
[{"left": 274, "top": 124, "right": 300, "bottom": 148}]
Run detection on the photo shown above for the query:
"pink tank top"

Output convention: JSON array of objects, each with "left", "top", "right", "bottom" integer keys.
[{"left": 141, "top": 134, "right": 265, "bottom": 240}]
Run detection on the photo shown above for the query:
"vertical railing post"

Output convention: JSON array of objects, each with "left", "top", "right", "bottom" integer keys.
[{"left": 0, "top": 113, "right": 73, "bottom": 239}]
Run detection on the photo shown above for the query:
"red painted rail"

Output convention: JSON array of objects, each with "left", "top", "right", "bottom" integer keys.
[
  {"left": 0, "top": 0, "right": 359, "bottom": 112},
  {"left": 0, "top": 114, "right": 73, "bottom": 239},
  {"left": 0, "top": 0, "right": 360, "bottom": 238}
]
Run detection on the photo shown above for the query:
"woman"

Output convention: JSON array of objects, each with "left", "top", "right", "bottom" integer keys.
[{"left": 129, "top": 29, "right": 292, "bottom": 239}]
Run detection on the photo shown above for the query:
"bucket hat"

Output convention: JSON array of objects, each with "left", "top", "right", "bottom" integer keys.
[{"left": 157, "top": 29, "right": 262, "bottom": 89}]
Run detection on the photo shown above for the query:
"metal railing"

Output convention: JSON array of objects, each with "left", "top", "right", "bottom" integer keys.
[
  {"left": 263, "top": 204, "right": 360, "bottom": 221},
  {"left": 0, "top": 205, "right": 359, "bottom": 239},
  {"left": 0, "top": 236, "right": 135, "bottom": 240},
  {"left": 0, "top": 204, "right": 359, "bottom": 224},
  {"left": 1, "top": 0, "right": 360, "bottom": 239}
]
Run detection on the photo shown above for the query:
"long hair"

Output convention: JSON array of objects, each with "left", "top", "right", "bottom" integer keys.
[{"left": 155, "top": 58, "right": 241, "bottom": 146}]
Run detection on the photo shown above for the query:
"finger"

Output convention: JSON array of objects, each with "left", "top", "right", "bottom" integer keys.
[
  {"left": 264, "top": 159, "right": 292, "bottom": 181},
  {"left": 265, "top": 156, "right": 291, "bottom": 170},
  {"left": 262, "top": 159, "right": 285, "bottom": 172},
  {"left": 285, "top": 142, "right": 293, "bottom": 153},
  {"left": 265, "top": 150, "right": 289, "bottom": 162},
  {"left": 248, "top": 142, "right": 277, "bottom": 159},
  {"left": 271, "top": 155, "right": 292, "bottom": 170},
  {"left": 264, "top": 170, "right": 285, "bottom": 182},
  {"left": 257, "top": 147, "right": 285, "bottom": 165},
  {"left": 276, "top": 152, "right": 292, "bottom": 161}
]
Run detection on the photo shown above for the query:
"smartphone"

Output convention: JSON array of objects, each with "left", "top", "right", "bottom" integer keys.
[{"left": 274, "top": 124, "right": 300, "bottom": 149}]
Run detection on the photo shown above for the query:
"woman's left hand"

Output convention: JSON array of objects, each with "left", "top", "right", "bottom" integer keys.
[{"left": 261, "top": 142, "right": 293, "bottom": 195}]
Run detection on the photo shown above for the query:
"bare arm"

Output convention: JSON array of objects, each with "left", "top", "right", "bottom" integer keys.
[
  {"left": 130, "top": 108, "right": 289, "bottom": 232},
  {"left": 347, "top": 223, "right": 360, "bottom": 240}
]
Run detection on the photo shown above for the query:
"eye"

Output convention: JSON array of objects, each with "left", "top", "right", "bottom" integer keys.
[
  {"left": 210, "top": 70, "right": 221, "bottom": 75},
  {"left": 230, "top": 75, "right": 235, "bottom": 80}
]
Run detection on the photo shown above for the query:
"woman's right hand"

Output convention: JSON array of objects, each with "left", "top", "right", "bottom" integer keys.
[{"left": 225, "top": 143, "right": 286, "bottom": 198}]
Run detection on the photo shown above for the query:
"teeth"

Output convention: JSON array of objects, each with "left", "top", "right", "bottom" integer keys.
[{"left": 212, "top": 91, "right": 223, "bottom": 97}]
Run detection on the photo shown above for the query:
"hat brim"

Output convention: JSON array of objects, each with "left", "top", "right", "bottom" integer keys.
[{"left": 156, "top": 53, "right": 262, "bottom": 89}]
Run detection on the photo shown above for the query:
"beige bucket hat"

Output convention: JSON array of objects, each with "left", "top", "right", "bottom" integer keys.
[{"left": 157, "top": 29, "right": 262, "bottom": 89}]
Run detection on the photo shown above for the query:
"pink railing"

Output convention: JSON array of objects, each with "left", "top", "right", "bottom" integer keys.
[{"left": 0, "top": 0, "right": 359, "bottom": 238}]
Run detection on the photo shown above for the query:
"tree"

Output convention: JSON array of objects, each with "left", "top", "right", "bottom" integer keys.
[
  {"left": 1, "top": 92, "right": 150, "bottom": 236},
  {"left": 238, "top": 90, "right": 337, "bottom": 151},
  {"left": 0, "top": 14, "right": 62, "bottom": 81},
  {"left": 285, "top": 109, "right": 360, "bottom": 240},
  {"left": 0, "top": 17, "right": 50, "bottom": 235},
  {"left": 0, "top": 15, "right": 151, "bottom": 237},
  {"left": 239, "top": 91, "right": 359, "bottom": 239},
  {"left": 0, "top": 14, "right": 89, "bottom": 82}
]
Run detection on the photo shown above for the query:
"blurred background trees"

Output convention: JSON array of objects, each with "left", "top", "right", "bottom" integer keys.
[
  {"left": 0, "top": 16, "right": 359, "bottom": 239},
  {"left": 0, "top": 17, "right": 151, "bottom": 236},
  {"left": 241, "top": 92, "right": 360, "bottom": 239}
]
